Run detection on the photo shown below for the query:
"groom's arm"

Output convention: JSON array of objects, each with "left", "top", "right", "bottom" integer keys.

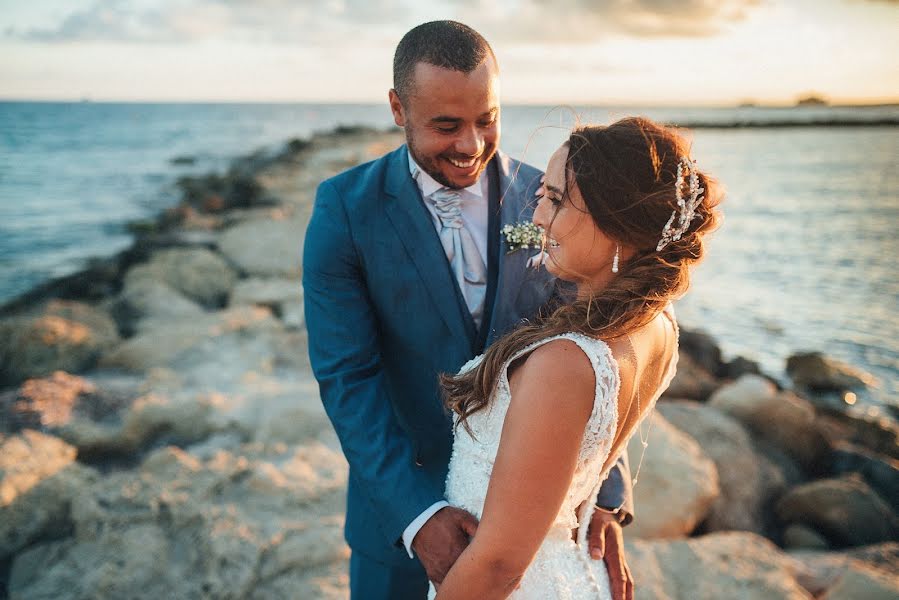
[
  {"left": 597, "top": 452, "right": 634, "bottom": 525},
  {"left": 303, "top": 180, "right": 445, "bottom": 545}
]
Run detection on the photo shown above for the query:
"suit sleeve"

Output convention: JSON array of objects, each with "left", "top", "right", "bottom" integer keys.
[{"left": 303, "top": 180, "right": 444, "bottom": 545}]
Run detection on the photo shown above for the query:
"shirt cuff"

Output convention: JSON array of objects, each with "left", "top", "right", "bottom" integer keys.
[{"left": 402, "top": 501, "right": 450, "bottom": 558}]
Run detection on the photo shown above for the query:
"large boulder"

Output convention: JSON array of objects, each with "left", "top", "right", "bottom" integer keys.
[
  {"left": 821, "top": 564, "right": 899, "bottom": 599},
  {"left": 709, "top": 375, "right": 829, "bottom": 473},
  {"left": 830, "top": 442, "right": 899, "bottom": 512},
  {"left": 626, "top": 413, "right": 720, "bottom": 539},
  {"left": 107, "top": 277, "right": 205, "bottom": 336},
  {"left": 677, "top": 329, "right": 723, "bottom": 376},
  {"left": 662, "top": 353, "right": 719, "bottom": 401},
  {"left": 776, "top": 475, "right": 899, "bottom": 547},
  {"left": 229, "top": 278, "right": 304, "bottom": 329},
  {"left": 123, "top": 247, "right": 238, "bottom": 308},
  {"left": 8, "top": 441, "right": 349, "bottom": 600},
  {"left": 786, "top": 351, "right": 877, "bottom": 392},
  {"left": 0, "top": 300, "right": 119, "bottom": 386},
  {"left": 658, "top": 401, "right": 782, "bottom": 535},
  {"left": 625, "top": 531, "right": 812, "bottom": 600},
  {"left": 789, "top": 543, "right": 899, "bottom": 597},
  {"left": 0, "top": 430, "right": 97, "bottom": 560},
  {"left": 217, "top": 218, "right": 305, "bottom": 278},
  {"left": 99, "top": 306, "right": 281, "bottom": 374}
]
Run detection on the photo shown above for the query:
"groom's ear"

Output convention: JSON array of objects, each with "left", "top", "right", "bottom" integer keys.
[{"left": 388, "top": 89, "right": 406, "bottom": 128}]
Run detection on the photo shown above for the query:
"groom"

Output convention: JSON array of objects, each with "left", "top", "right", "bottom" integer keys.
[{"left": 304, "top": 21, "right": 634, "bottom": 599}]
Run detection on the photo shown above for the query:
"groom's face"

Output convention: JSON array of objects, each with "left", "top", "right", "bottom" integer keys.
[{"left": 389, "top": 56, "right": 500, "bottom": 190}]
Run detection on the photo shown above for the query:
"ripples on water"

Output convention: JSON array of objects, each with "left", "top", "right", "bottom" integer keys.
[{"left": 1, "top": 102, "right": 896, "bottom": 412}]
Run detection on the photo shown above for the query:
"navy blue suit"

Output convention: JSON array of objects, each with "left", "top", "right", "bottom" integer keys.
[{"left": 303, "top": 145, "right": 632, "bottom": 598}]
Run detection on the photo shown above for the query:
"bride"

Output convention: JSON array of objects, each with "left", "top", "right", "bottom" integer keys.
[{"left": 430, "top": 117, "right": 722, "bottom": 599}]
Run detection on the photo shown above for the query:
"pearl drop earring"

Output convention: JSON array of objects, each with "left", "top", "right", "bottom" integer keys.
[{"left": 612, "top": 244, "right": 620, "bottom": 273}]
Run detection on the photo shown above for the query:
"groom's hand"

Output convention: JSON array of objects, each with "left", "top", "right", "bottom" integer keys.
[
  {"left": 588, "top": 509, "right": 634, "bottom": 600},
  {"left": 412, "top": 506, "right": 479, "bottom": 585}
]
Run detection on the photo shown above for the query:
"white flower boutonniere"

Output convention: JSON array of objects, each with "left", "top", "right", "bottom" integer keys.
[{"left": 501, "top": 221, "right": 544, "bottom": 254}]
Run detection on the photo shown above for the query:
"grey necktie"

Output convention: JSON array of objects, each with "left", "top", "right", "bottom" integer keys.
[{"left": 430, "top": 188, "right": 487, "bottom": 327}]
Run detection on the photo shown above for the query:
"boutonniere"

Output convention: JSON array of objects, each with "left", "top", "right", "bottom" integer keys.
[{"left": 501, "top": 221, "right": 544, "bottom": 254}]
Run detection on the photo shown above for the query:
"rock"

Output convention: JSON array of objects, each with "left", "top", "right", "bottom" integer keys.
[
  {"left": 789, "top": 542, "right": 899, "bottom": 600},
  {"left": 661, "top": 353, "right": 720, "bottom": 401},
  {"left": 107, "top": 277, "right": 205, "bottom": 336},
  {"left": 657, "top": 401, "right": 781, "bottom": 535},
  {"left": 817, "top": 411, "right": 899, "bottom": 462},
  {"left": 830, "top": 442, "right": 899, "bottom": 512},
  {"left": 776, "top": 475, "right": 899, "bottom": 547},
  {"left": 217, "top": 218, "right": 305, "bottom": 278},
  {"left": 821, "top": 565, "right": 899, "bottom": 600},
  {"left": 626, "top": 413, "right": 719, "bottom": 539},
  {"left": 709, "top": 375, "right": 829, "bottom": 473},
  {"left": 58, "top": 391, "right": 229, "bottom": 462},
  {"left": 0, "top": 371, "right": 98, "bottom": 433},
  {"left": 783, "top": 524, "right": 831, "bottom": 550},
  {"left": 0, "top": 300, "right": 119, "bottom": 386},
  {"left": 624, "top": 531, "right": 812, "bottom": 600},
  {"left": 99, "top": 306, "right": 280, "bottom": 374},
  {"left": 720, "top": 355, "right": 763, "bottom": 380},
  {"left": 123, "top": 247, "right": 238, "bottom": 309},
  {"left": 8, "top": 442, "right": 349, "bottom": 599},
  {"left": 677, "top": 329, "right": 723, "bottom": 376},
  {"left": 228, "top": 278, "right": 303, "bottom": 329},
  {"left": 0, "top": 430, "right": 98, "bottom": 560},
  {"left": 787, "top": 351, "right": 877, "bottom": 392}
]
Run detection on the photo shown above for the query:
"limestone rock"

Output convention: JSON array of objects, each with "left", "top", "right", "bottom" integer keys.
[
  {"left": 108, "top": 277, "right": 204, "bottom": 336},
  {"left": 626, "top": 413, "right": 719, "bottom": 539},
  {"left": 123, "top": 247, "right": 238, "bottom": 308},
  {"left": 789, "top": 543, "right": 899, "bottom": 596},
  {"left": 783, "top": 524, "right": 831, "bottom": 550},
  {"left": 787, "top": 351, "right": 877, "bottom": 392},
  {"left": 99, "top": 306, "right": 280, "bottom": 373},
  {"left": 218, "top": 218, "right": 305, "bottom": 277},
  {"left": 709, "top": 375, "right": 829, "bottom": 472},
  {"left": 677, "top": 329, "right": 723, "bottom": 376},
  {"left": 229, "top": 278, "right": 304, "bottom": 329},
  {"left": 658, "top": 401, "right": 779, "bottom": 534},
  {"left": 0, "top": 431, "right": 97, "bottom": 560},
  {"left": 821, "top": 565, "right": 899, "bottom": 600},
  {"left": 776, "top": 475, "right": 899, "bottom": 547},
  {"left": 830, "top": 442, "right": 899, "bottom": 512},
  {"left": 0, "top": 300, "right": 119, "bottom": 385},
  {"left": 8, "top": 441, "right": 349, "bottom": 600},
  {"left": 625, "top": 531, "right": 812, "bottom": 600},
  {"left": 662, "top": 353, "right": 720, "bottom": 401}
]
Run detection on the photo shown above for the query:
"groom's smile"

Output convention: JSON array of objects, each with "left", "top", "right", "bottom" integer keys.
[{"left": 388, "top": 55, "right": 500, "bottom": 190}]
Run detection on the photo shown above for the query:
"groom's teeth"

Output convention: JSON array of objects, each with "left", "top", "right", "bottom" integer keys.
[{"left": 448, "top": 157, "right": 476, "bottom": 168}]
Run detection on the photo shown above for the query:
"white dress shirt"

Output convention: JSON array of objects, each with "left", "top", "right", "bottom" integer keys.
[{"left": 401, "top": 150, "right": 490, "bottom": 557}]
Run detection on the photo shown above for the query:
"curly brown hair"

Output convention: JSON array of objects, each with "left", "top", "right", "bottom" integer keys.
[{"left": 442, "top": 117, "right": 723, "bottom": 432}]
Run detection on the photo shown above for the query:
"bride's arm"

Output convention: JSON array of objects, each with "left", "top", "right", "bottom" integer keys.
[{"left": 436, "top": 339, "right": 596, "bottom": 599}]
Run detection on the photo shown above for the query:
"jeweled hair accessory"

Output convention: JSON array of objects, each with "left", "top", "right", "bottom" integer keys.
[{"left": 656, "top": 157, "right": 704, "bottom": 251}]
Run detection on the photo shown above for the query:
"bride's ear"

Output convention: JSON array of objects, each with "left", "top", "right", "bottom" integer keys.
[{"left": 388, "top": 90, "right": 406, "bottom": 127}]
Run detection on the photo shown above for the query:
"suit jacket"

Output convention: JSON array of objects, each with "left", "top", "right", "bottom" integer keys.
[{"left": 303, "top": 145, "right": 632, "bottom": 564}]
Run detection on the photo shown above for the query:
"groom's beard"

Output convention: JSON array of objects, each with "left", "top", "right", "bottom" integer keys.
[{"left": 405, "top": 132, "right": 497, "bottom": 190}]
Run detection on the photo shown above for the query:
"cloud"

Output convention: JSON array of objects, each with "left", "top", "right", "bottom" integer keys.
[{"left": 6, "top": 0, "right": 765, "bottom": 46}]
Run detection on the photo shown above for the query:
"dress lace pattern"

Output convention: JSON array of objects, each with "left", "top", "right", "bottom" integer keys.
[{"left": 428, "top": 323, "right": 678, "bottom": 599}]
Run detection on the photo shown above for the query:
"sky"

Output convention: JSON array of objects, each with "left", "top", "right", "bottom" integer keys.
[{"left": 1, "top": 0, "right": 897, "bottom": 105}]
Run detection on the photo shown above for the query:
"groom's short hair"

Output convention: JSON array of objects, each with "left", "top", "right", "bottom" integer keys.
[{"left": 393, "top": 21, "right": 496, "bottom": 101}]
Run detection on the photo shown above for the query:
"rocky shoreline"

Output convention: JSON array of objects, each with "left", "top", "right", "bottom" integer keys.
[{"left": 1, "top": 127, "right": 896, "bottom": 599}]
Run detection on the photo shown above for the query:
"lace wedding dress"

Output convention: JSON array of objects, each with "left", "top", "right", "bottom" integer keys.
[{"left": 429, "top": 310, "right": 678, "bottom": 599}]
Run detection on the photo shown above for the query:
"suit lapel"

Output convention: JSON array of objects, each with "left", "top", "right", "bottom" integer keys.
[
  {"left": 485, "top": 151, "right": 547, "bottom": 347},
  {"left": 383, "top": 147, "right": 477, "bottom": 349}
]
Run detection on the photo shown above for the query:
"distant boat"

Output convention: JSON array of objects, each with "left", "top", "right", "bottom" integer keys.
[{"left": 796, "top": 95, "right": 828, "bottom": 107}]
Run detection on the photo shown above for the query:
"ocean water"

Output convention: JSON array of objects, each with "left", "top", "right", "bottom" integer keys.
[{"left": 1, "top": 101, "right": 897, "bottom": 413}]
